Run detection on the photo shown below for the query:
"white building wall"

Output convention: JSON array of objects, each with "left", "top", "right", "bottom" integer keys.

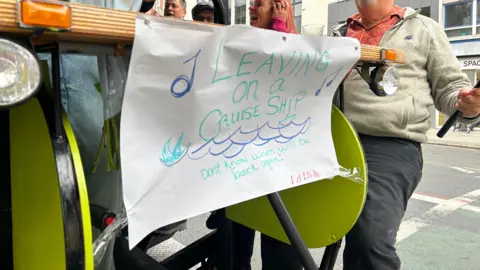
[
  {"left": 300, "top": 0, "right": 336, "bottom": 35},
  {"left": 185, "top": 0, "right": 196, "bottom": 20},
  {"left": 435, "top": 0, "right": 480, "bottom": 128},
  {"left": 185, "top": 0, "right": 335, "bottom": 34}
]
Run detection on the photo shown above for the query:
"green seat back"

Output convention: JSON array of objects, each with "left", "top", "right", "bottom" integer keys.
[
  {"left": 226, "top": 105, "right": 367, "bottom": 248},
  {"left": 10, "top": 98, "right": 93, "bottom": 270},
  {"left": 63, "top": 109, "right": 94, "bottom": 270}
]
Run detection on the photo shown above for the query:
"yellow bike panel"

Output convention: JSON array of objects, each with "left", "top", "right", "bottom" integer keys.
[
  {"left": 226, "top": 105, "right": 367, "bottom": 248},
  {"left": 10, "top": 98, "right": 66, "bottom": 270},
  {"left": 63, "top": 113, "right": 94, "bottom": 270}
]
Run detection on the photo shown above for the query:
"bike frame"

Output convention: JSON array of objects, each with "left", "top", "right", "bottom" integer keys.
[{"left": 0, "top": 0, "right": 407, "bottom": 269}]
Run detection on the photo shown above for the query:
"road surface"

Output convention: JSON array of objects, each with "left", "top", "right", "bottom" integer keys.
[{"left": 147, "top": 144, "right": 480, "bottom": 270}]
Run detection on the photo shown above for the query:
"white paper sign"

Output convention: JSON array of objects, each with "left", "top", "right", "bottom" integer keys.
[{"left": 121, "top": 16, "right": 360, "bottom": 248}]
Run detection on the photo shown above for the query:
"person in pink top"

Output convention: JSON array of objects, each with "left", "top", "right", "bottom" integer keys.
[
  {"left": 202, "top": 1, "right": 299, "bottom": 269},
  {"left": 249, "top": 0, "right": 297, "bottom": 34},
  {"left": 227, "top": 3, "right": 301, "bottom": 270}
]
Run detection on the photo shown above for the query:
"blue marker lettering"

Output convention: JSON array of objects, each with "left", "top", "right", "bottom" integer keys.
[
  {"left": 199, "top": 106, "right": 261, "bottom": 142},
  {"left": 316, "top": 51, "right": 329, "bottom": 72},
  {"left": 288, "top": 51, "right": 303, "bottom": 76},
  {"left": 232, "top": 80, "right": 259, "bottom": 104},
  {"left": 294, "top": 50, "right": 318, "bottom": 77},
  {"left": 219, "top": 105, "right": 261, "bottom": 128},
  {"left": 293, "top": 91, "right": 306, "bottom": 109},
  {"left": 237, "top": 52, "right": 258, "bottom": 77},
  {"left": 265, "top": 95, "right": 282, "bottom": 116},
  {"left": 315, "top": 66, "right": 343, "bottom": 96},
  {"left": 170, "top": 49, "right": 201, "bottom": 98},
  {"left": 279, "top": 51, "right": 296, "bottom": 75},
  {"left": 190, "top": 117, "right": 311, "bottom": 160},
  {"left": 269, "top": 78, "right": 285, "bottom": 95},
  {"left": 255, "top": 53, "right": 275, "bottom": 74},
  {"left": 199, "top": 109, "right": 222, "bottom": 141},
  {"left": 212, "top": 38, "right": 235, "bottom": 83}
]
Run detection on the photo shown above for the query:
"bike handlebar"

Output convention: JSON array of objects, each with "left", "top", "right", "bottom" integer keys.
[{"left": 437, "top": 80, "right": 480, "bottom": 138}]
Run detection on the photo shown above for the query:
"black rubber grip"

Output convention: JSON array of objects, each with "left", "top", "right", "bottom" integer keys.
[
  {"left": 437, "top": 80, "right": 480, "bottom": 138},
  {"left": 437, "top": 110, "right": 461, "bottom": 138}
]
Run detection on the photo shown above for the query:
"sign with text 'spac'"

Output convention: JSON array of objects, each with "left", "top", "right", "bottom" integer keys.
[{"left": 121, "top": 16, "right": 360, "bottom": 249}]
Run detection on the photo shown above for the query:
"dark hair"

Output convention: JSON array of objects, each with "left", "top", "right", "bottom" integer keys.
[{"left": 192, "top": 1, "right": 214, "bottom": 17}]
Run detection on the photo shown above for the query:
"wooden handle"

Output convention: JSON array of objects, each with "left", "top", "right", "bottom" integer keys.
[{"left": 0, "top": 0, "right": 406, "bottom": 63}]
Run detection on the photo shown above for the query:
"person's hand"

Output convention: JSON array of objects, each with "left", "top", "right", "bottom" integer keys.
[
  {"left": 272, "top": 0, "right": 288, "bottom": 21},
  {"left": 456, "top": 87, "right": 480, "bottom": 118},
  {"left": 146, "top": 7, "right": 162, "bottom": 16}
]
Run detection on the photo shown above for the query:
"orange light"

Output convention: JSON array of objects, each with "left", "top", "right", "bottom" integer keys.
[
  {"left": 19, "top": 0, "right": 72, "bottom": 30},
  {"left": 385, "top": 49, "right": 397, "bottom": 61}
]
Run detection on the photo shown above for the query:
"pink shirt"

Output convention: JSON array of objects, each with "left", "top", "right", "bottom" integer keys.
[{"left": 271, "top": 17, "right": 289, "bottom": 33}]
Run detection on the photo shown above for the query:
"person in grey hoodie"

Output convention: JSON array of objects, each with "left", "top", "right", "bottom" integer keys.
[{"left": 331, "top": 0, "right": 480, "bottom": 269}]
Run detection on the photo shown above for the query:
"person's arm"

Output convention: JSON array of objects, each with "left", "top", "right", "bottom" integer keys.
[
  {"left": 425, "top": 20, "right": 479, "bottom": 123},
  {"left": 271, "top": 17, "right": 289, "bottom": 33}
]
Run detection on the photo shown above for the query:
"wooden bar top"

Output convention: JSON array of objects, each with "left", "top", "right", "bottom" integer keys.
[{"left": 0, "top": 0, "right": 405, "bottom": 64}]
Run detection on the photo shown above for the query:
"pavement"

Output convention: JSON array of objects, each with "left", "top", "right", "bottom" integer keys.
[
  {"left": 427, "top": 127, "right": 480, "bottom": 150},
  {"left": 146, "top": 144, "right": 480, "bottom": 270}
]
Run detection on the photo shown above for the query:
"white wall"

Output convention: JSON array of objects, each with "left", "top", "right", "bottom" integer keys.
[
  {"left": 185, "top": 0, "right": 335, "bottom": 34},
  {"left": 301, "top": 0, "right": 336, "bottom": 34},
  {"left": 185, "top": 0, "right": 196, "bottom": 20}
]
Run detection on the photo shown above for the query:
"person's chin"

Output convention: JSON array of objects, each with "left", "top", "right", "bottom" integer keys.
[{"left": 250, "top": 19, "right": 258, "bottom": 27}]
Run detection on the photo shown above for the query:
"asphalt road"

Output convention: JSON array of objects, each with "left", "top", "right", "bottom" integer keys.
[{"left": 148, "top": 144, "right": 480, "bottom": 270}]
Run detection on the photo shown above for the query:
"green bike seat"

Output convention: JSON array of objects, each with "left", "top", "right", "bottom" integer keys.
[
  {"left": 226, "top": 105, "right": 367, "bottom": 248},
  {"left": 10, "top": 98, "right": 93, "bottom": 270}
]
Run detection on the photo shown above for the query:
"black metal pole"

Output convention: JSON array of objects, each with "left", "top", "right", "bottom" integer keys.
[
  {"left": 0, "top": 111, "right": 13, "bottom": 270},
  {"left": 339, "top": 82, "right": 344, "bottom": 112},
  {"left": 214, "top": 209, "right": 233, "bottom": 270},
  {"left": 267, "top": 193, "right": 317, "bottom": 270},
  {"left": 211, "top": 0, "right": 228, "bottom": 25},
  {"left": 51, "top": 48, "right": 63, "bottom": 136},
  {"left": 319, "top": 239, "right": 342, "bottom": 270},
  {"left": 437, "top": 80, "right": 480, "bottom": 138}
]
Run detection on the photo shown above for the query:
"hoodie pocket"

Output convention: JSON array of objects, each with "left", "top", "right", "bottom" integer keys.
[{"left": 400, "top": 95, "right": 415, "bottom": 130}]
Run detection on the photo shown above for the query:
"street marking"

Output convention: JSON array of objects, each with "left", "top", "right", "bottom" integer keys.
[
  {"left": 464, "top": 205, "right": 480, "bottom": 213},
  {"left": 465, "top": 166, "right": 480, "bottom": 172},
  {"left": 412, "top": 193, "right": 446, "bottom": 204},
  {"left": 423, "top": 160, "right": 480, "bottom": 172},
  {"left": 424, "top": 161, "right": 479, "bottom": 172},
  {"left": 451, "top": 167, "right": 475, "bottom": 174},
  {"left": 398, "top": 189, "right": 480, "bottom": 243},
  {"left": 146, "top": 191, "right": 480, "bottom": 264},
  {"left": 412, "top": 193, "right": 480, "bottom": 213}
]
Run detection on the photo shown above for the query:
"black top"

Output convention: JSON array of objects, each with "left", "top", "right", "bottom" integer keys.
[{"left": 139, "top": 0, "right": 154, "bottom": 13}]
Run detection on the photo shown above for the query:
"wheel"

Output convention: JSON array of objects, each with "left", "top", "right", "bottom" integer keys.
[{"left": 0, "top": 110, "right": 13, "bottom": 270}]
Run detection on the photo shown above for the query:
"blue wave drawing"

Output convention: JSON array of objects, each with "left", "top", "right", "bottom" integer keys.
[
  {"left": 160, "top": 132, "right": 190, "bottom": 166},
  {"left": 188, "top": 117, "right": 311, "bottom": 160}
]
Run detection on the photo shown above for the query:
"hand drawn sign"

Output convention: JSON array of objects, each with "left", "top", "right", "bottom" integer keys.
[{"left": 121, "top": 17, "right": 360, "bottom": 249}]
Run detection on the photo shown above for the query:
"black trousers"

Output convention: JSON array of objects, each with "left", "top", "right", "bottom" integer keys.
[
  {"left": 231, "top": 134, "right": 423, "bottom": 270},
  {"left": 231, "top": 221, "right": 302, "bottom": 270},
  {"left": 343, "top": 134, "right": 423, "bottom": 270}
]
